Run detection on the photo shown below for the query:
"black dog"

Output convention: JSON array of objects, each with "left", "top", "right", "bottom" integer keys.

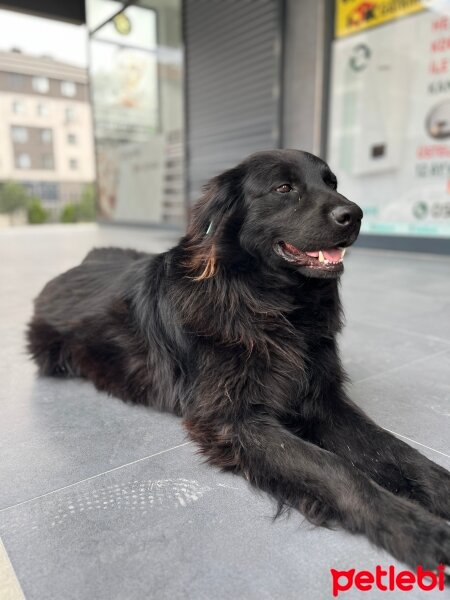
[{"left": 28, "top": 150, "right": 450, "bottom": 571}]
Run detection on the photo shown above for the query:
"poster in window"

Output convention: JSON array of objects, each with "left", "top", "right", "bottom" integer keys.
[{"left": 329, "top": 1, "right": 450, "bottom": 237}]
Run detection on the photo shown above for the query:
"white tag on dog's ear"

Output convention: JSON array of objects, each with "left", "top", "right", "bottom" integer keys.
[{"left": 205, "top": 221, "right": 214, "bottom": 236}]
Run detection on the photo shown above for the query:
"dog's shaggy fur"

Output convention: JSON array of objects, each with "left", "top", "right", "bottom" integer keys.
[{"left": 28, "top": 150, "right": 450, "bottom": 571}]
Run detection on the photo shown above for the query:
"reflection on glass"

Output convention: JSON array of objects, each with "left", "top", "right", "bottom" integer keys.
[
  {"left": 89, "top": 0, "right": 184, "bottom": 227},
  {"left": 329, "top": 2, "right": 450, "bottom": 239},
  {"left": 90, "top": 40, "right": 159, "bottom": 141},
  {"left": 86, "top": 0, "right": 125, "bottom": 32},
  {"left": 92, "top": 5, "right": 157, "bottom": 50}
]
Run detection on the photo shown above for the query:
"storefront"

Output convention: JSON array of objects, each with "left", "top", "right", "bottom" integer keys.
[
  {"left": 86, "top": 0, "right": 283, "bottom": 225},
  {"left": 86, "top": 0, "right": 449, "bottom": 252},
  {"left": 6, "top": 0, "right": 449, "bottom": 252},
  {"left": 328, "top": 0, "right": 450, "bottom": 252}
]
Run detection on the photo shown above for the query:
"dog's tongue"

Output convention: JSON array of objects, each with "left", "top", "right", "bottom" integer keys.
[
  {"left": 288, "top": 245, "right": 345, "bottom": 261},
  {"left": 322, "top": 248, "right": 343, "bottom": 262},
  {"left": 305, "top": 248, "right": 344, "bottom": 261}
]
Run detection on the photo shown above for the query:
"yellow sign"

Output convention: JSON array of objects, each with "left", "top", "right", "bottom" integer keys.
[{"left": 335, "top": 0, "right": 426, "bottom": 38}]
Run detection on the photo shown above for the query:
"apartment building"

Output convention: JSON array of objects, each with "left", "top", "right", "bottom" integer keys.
[{"left": 0, "top": 49, "right": 95, "bottom": 212}]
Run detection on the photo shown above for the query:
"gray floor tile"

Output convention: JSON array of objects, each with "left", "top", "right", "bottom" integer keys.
[
  {"left": 339, "top": 319, "right": 449, "bottom": 382},
  {"left": 342, "top": 251, "right": 450, "bottom": 342},
  {"left": 341, "top": 283, "right": 449, "bottom": 340},
  {"left": 0, "top": 374, "right": 187, "bottom": 509},
  {"left": 0, "top": 225, "right": 183, "bottom": 509},
  {"left": 350, "top": 350, "right": 450, "bottom": 458},
  {"left": 1, "top": 443, "right": 447, "bottom": 600},
  {"left": 1, "top": 227, "right": 449, "bottom": 599},
  {"left": 345, "top": 249, "right": 450, "bottom": 299}
]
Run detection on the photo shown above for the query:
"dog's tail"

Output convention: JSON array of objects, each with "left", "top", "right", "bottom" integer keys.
[
  {"left": 27, "top": 317, "right": 76, "bottom": 377},
  {"left": 82, "top": 247, "right": 149, "bottom": 264}
]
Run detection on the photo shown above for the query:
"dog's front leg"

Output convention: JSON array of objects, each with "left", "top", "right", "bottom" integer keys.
[
  {"left": 186, "top": 414, "right": 450, "bottom": 570},
  {"left": 315, "top": 397, "right": 450, "bottom": 520}
]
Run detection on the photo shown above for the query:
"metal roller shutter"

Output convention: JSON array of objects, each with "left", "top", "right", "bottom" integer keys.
[{"left": 183, "top": 0, "right": 283, "bottom": 204}]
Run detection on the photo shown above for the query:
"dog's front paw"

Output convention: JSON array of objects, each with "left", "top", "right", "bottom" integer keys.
[
  {"left": 397, "top": 512, "right": 450, "bottom": 572},
  {"left": 378, "top": 494, "right": 450, "bottom": 573},
  {"left": 429, "top": 464, "right": 450, "bottom": 520},
  {"left": 421, "top": 521, "right": 450, "bottom": 573},
  {"left": 414, "top": 462, "right": 450, "bottom": 521}
]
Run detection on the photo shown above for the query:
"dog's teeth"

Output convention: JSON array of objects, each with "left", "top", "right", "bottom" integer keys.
[
  {"left": 318, "top": 251, "right": 325, "bottom": 264},
  {"left": 341, "top": 248, "right": 346, "bottom": 257}
]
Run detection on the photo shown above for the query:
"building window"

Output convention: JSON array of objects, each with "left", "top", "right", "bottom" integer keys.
[
  {"left": 65, "top": 107, "right": 76, "bottom": 122},
  {"left": 8, "top": 73, "right": 26, "bottom": 89},
  {"left": 67, "top": 133, "right": 77, "bottom": 145},
  {"left": 61, "top": 81, "right": 77, "bottom": 97},
  {"left": 41, "top": 154, "right": 54, "bottom": 170},
  {"left": 12, "top": 100, "right": 25, "bottom": 114},
  {"left": 23, "top": 181, "right": 58, "bottom": 200},
  {"left": 11, "top": 126, "right": 28, "bottom": 143},
  {"left": 32, "top": 76, "right": 50, "bottom": 94},
  {"left": 37, "top": 103, "right": 49, "bottom": 117},
  {"left": 16, "top": 153, "right": 31, "bottom": 169},
  {"left": 69, "top": 158, "right": 78, "bottom": 170},
  {"left": 40, "top": 129, "right": 52, "bottom": 143}
]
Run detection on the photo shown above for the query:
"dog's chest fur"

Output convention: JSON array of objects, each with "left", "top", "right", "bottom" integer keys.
[{"left": 171, "top": 277, "right": 345, "bottom": 422}]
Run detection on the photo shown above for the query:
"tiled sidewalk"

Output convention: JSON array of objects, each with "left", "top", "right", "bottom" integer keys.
[{"left": 1, "top": 224, "right": 449, "bottom": 600}]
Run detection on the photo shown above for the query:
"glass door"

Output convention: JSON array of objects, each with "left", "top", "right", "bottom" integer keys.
[{"left": 87, "top": 0, "right": 184, "bottom": 226}]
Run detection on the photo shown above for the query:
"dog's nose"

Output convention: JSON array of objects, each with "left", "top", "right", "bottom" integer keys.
[{"left": 330, "top": 205, "right": 362, "bottom": 228}]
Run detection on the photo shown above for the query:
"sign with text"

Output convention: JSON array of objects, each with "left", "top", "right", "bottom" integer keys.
[
  {"left": 335, "top": 0, "right": 425, "bottom": 38},
  {"left": 328, "top": 5, "right": 450, "bottom": 238}
]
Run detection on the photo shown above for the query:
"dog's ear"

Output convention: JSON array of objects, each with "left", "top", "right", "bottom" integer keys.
[
  {"left": 188, "top": 167, "right": 243, "bottom": 239},
  {"left": 186, "top": 167, "right": 244, "bottom": 280}
]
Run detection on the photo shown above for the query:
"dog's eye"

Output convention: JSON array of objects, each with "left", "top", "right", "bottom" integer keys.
[{"left": 276, "top": 184, "right": 292, "bottom": 193}]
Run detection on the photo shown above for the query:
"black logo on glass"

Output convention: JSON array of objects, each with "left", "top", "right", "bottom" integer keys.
[{"left": 349, "top": 44, "right": 371, "bottom": 72}]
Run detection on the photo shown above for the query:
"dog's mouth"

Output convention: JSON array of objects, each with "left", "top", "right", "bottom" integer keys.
[{"left": 274, "top": 241, "right": 346, "bottom": 273}]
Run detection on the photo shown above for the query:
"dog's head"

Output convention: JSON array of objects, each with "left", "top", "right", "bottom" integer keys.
[{"left": 186, "top": 149, "right": 363, "bottom": 280}]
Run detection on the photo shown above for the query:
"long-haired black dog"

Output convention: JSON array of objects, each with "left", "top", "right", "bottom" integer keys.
[{"left": 28, "top": 150, "right": 450, "bottom": 571}]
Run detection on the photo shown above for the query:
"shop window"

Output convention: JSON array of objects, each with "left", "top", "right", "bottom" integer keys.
[
  {"left": 88, "top": 0, "right": 184, "bottom": 226},
  {"left": 328, "top": 1, "right": 450, "bottom": 240},
  {"left": 86, "top": 0, "right": 123, "bottom": 31},
  {"left": 23, "top": 181, "right": 59, "bottom": 200}
]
